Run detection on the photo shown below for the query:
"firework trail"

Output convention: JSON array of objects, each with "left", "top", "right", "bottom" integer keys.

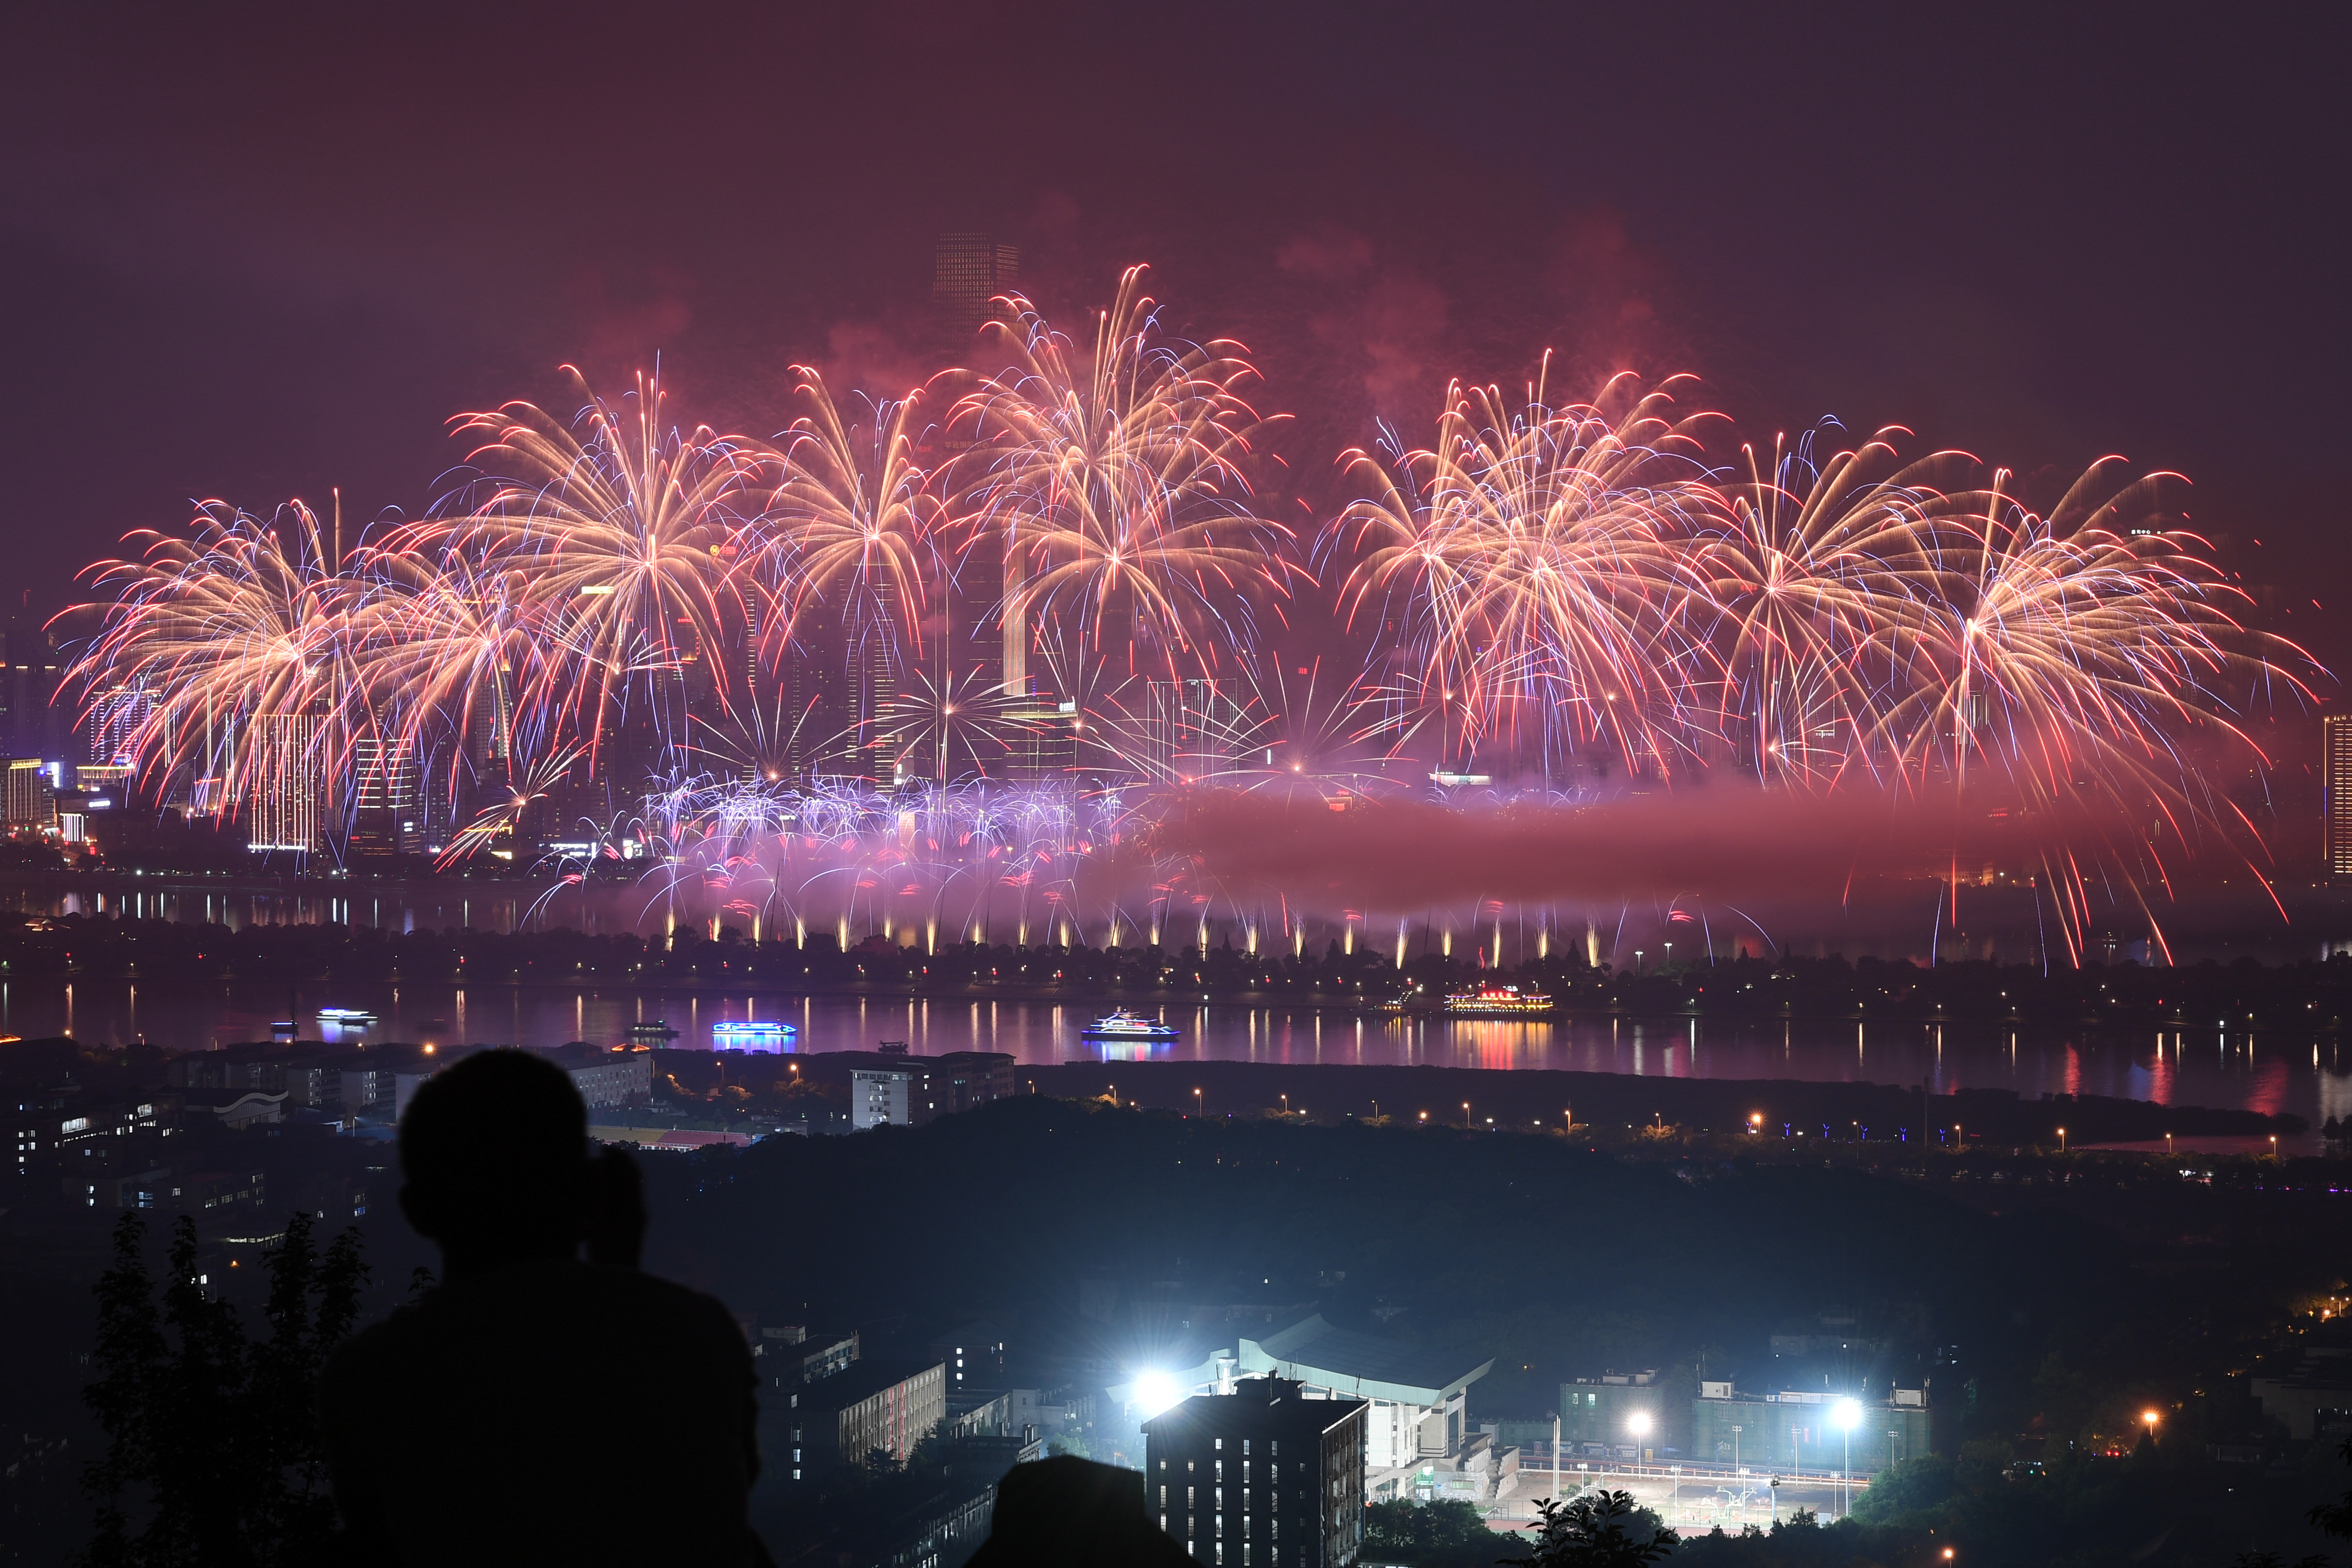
[
  {"left": 953, "top": 265, "right": 1301, "bottom": 717},
  {"left": 74, "top": 500, "right": 365, "bottom": 827},
  {"left": 1332, "top": 366, "right": 1719, "bottom": 781},
  {"left": 754, "top": 368, "right": 941, "bottom": 673},
  {"left": 424, "top": 366, "right": 767, "bottom": 769},
  {"left": 54, "top": 265, "right": 2330, "bottom": 963},
  {"left": 1697, "top": 424, "right": 1958, "bottom": 787}
]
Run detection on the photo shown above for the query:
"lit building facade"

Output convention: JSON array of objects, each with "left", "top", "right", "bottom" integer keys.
[
  {"left": 1143, "top": 1377, "right": 1367, "bottom": 1568},
  {"left": 88, "top": 681, "right": 153, "bottom": 770},
  {"left": 1, "top": 758, "right": 57, "bottom": 828},
  {"left": 932, "top": 232, "right": 1020, "bottom": 341},
  {"left": 2327, "top": 715, "right": 2352, "bottom": 880},
  {"left": 851, "top": 1068, "right": 911, "bottom": 1129},
  {"left": 350, "top": 733, "right": 423, "bottom": 855},
  {"left": 787, "top": 1359, "right": 946, "bottom": 1480},
  {"left": 246, "top": 713, "right": 320, "bottom": 852}
]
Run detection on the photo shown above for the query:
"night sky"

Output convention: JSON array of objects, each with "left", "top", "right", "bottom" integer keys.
[{"left": 4, "top": 2, "right": 2344, "bottom": 665}]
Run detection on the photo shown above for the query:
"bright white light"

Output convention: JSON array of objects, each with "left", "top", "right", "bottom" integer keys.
[
  {"left": 1832, "top": 1398, "right": 1863, "bottom": 1430},
  {"left": 1134, "top": 1370, "right": 1184, "bottom": 1419},
  {"left": 1626, "top": 1411, "right": 1653, "bottom": 1437}
]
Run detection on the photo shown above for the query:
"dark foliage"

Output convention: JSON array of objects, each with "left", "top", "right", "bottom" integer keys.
[
  {"left": 79, "top": 1212, "right": 365, "bottom": 1567},
  {"left": 1362, "top": 1497, "right": 1508, "bottom": 1567},
  {"left": 1502, "top": 1489, "right": 1678, "bottom": 1568}
]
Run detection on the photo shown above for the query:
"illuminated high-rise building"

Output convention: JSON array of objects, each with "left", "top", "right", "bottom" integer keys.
[
  {"left": 351, "top": 733, "right": 422, "bottom": 857},
  {"left": 1, "top": 758, "right": 56, "bottom": 828},
  {"left": 931, "top": 232, "right": 1020, "bottom": 344},
  {"left": 247, "top": 713, "right": 320, "bottom": 853},
  {"left": 1140, "top": 679, "right": 1250, "bottom": 783},
  {"left": 470, "top": 670, "right": 515, "bottom": 773},
  {"left": 2326, "top": 715, "right": 2352, "bottom": 880},
  {"left": 787, "top": 645, "right": 850, "bottom": 779},
  {"left": 2, "top": 627, "right": 62, "bottom": 763},
  {"left": 933, "top": 233, "right": 1022, "bottom": 711},
  {"left": 88, "top": 681, "right": 153, "bottom": 770}
]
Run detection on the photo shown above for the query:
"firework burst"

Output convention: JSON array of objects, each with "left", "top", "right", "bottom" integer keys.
[
  {"left": 426, "top": 366, "right": 767, "bottom": 765},
  {"left": 1334, "top": 366, "right": 1719, "bottom": 779},
  {"left": 953, "top": 265, "right": 1298, "bottom": 710}
]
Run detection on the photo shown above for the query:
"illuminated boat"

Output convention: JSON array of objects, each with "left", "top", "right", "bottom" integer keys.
[
  {"left": 1444, "top": 983, "right": 1555, "bottom": 1017},
  {"left": 1080, "top": 1010, "right": 1180, "bottom": 1043},
  {"left": 316, "top": 1007, "right": 377, "bottom": 1027},
  {"left": 626, "top": 1021, "right": 679, "bottom": 1041},
  {"left": 709, "top": 1019, "right": 796, "bottom": 1053}
]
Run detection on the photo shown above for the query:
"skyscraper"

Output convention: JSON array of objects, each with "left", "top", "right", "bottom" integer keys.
[
  {"left": 87, "top": 681, "right": 154, "bottom": 771},
  {"left": 2, "top": 627, "right": 63, "bottom": 763},
  {"left": 933, "top": 233, "right": 1022, "bottom": 711},
  {"left": 932, "top": 232, "right": 1020, "bottom": 345},
  {"left": 2326, "top": 714, "right": 2352, "bottom": 880},
  {"left": 350, "top": 733, "right": 422, "bottom": 857},
  {"left": 247, "top": 713, "right": 320, "bottom": 853}
]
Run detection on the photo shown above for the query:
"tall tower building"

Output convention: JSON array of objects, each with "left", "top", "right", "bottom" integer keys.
[
  {"left": 934, "top": 232, "right": 1023, "bottom": 713},
  {"left": 2326, "top": 715, "right": 2352, "bottom": 880},
  {"left": 88, "top": 682, "right": 154, "bottom": 771},
  {"left": 247, "top": 713, "right": 320, "bottom": 853},
  {"left": 2, "top": 626, "right": 63, "bottom": 763},
  {"left": 932, "top": 232, "right": 1021, "bottom": 345},
  {"left": 350, "top": 733, "right": 422, "bottom": 857}
]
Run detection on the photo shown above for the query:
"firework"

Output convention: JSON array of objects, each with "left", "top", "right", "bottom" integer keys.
[
  {"left": 1697, "top": 425, "right": 1957, "bottom": 787},
  {"left": 74, "top": 500, "right": 365, "bottom": 828},
  {"left": 54, "top": 266, "right": 2326, "bottom": 966},
  {"left": 754, "top": 368, "right": 941, "bottom": 668},
  {"left": 1334, "top": 366, "right": 1719, "bottom": 778},
  {"left": 426, "top": 367, "right": 767, "bottom": 766},
  {"left": 953, "top": 265, "right": 1298, "bottom": 711}
]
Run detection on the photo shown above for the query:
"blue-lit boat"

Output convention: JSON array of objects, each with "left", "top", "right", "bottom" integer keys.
[
  {"left": 1080, "top": 1010, "right": 1180, "bottom": 1044},
  {"left": 317, "top": 1007, "right": 377, "bottom": 1027},
  {"left": 709, "top": 1019, "right": 797, "bottom": 1054}
]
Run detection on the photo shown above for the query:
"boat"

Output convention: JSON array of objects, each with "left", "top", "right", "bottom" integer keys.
[
  {"left": 1444, "top": 982, "right": 1555, "bottom": 1017},
  {"left": 316, "top": 1007, "right": 377, "bottom": 1027},
  {"left": 709, "top": 1019, "right": 796, "bottom": 1054},
  {"left": 1080, "top": 1009, "right": 1180, "bottom": 1043},
  {"left": 626, "top": 1021, "right": 680, "bottom": 1041}
]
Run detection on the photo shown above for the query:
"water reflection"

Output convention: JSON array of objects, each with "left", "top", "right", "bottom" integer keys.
[{"left": 2, "top": 974, "right": 2341, "bottom": 1131}]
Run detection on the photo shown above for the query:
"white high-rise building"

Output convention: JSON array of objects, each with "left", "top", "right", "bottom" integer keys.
[{"left": 247, "top": 713, "right": 320, "bottom": 852}]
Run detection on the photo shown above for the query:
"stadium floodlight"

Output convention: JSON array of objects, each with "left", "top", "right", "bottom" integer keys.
[{"left": 1134, "top": 1370, "right": 1184, "bottom": 1419}]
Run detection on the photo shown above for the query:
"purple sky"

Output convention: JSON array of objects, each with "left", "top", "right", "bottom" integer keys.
[{"left": 3, "top": 2, "right": 2344, "bottom": 664}]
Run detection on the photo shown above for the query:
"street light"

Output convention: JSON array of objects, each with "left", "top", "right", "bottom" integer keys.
[
  {"left": 1462, "top": 1101, "right": 1472, "bottom": 1128},
  {"left": 1628, "top": 1409, "right": 1653, "bottom": 1466},
  {"left": 1832, "top": 1398, "right": 1862, "bottom": 1520},
  {"left": 1193, "top": 1087, "right": 1203, "bottom": 1118},
  {"left": 2057, "top": 1125, "right": 2067, "bottom": 1153}
]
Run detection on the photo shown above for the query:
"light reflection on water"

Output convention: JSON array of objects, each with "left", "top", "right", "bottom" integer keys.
[{"left": 1, "top": 977, "right": 2343, "bottom": 1129}]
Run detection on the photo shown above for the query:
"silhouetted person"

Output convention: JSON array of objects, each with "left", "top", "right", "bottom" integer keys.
[
  {"left": 319, "top": 1050, "right": 763, "bottom": 1566},
  {"left": 965, "top": 1455, "right": 1191, "bottom": 1567}
]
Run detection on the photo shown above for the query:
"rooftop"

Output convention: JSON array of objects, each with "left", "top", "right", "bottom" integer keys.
[
  {"left": 798, "top": 1358, "right": 944, "bottom": 1410},
  {"left": 1240, "top": 1315, "right": 1491, "bottom": 1406}
]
